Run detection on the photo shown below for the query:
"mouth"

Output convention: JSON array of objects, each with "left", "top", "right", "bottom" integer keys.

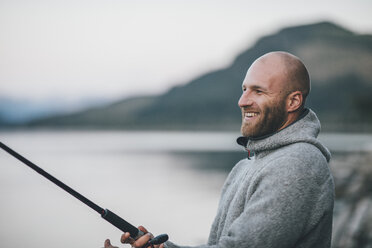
[{"left": 243, "top": 111, "right": 259, "bottom": 121}]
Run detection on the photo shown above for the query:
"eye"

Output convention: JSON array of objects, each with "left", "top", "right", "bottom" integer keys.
[{"left": 255, "top": 89, "right": 263, "bottom": 94}]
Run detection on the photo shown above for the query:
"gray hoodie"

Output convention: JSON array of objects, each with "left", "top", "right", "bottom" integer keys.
[{"left": 166, "top": 109, "right": 334, "bottom": 248}]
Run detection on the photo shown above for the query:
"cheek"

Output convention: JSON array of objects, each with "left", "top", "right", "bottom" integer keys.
[
  {"left": 257, "top": 97, "right": 275, "bottom": 111},
  {"left": 244, "top": 94, "right": 264, "bottom": 108}
]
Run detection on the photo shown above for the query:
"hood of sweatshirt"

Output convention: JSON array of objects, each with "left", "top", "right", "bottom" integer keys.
[{"left": 237, "top": 109, "right": 331, "bottom": 162}]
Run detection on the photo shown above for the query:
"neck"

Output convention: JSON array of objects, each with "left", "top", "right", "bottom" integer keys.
[{"left": 278, "top": 110, "right": 302, "bottom": 131}]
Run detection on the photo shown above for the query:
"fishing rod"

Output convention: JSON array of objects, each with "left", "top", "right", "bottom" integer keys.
[{"left": 0, "top": 141, "right": 168, "bottom": 246}]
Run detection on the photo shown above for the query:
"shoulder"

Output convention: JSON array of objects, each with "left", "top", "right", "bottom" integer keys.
[
  {"left": 283, "top": 142, "right": 331, "bottom": 181},
  {"left": 255, "top": 143, "right": 333, "bottom": 189}
]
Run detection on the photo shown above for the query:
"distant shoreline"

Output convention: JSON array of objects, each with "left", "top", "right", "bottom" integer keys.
[{"left": 1, "top": 130, "right": 372, "bottom": 153}]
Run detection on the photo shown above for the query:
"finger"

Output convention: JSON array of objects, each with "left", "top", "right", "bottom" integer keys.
[
  {"left": 121, "top": 232, "right": 134, "bottom": 244},
  {"left": 137, "top": 226, "right": 154, "bottom": 240},
  {"left": 104, "top": 239, "right": 118, "bottom": 248},
  {"left": 104, "top": 239, "right": 111, "bottom": 248},
  {"left": 138, "top": 226, "right": 148, "bottom": 233},
  {"left": 132, "top": 233, "right": 152, "bottom": 248},
  {"left": 153, "top": 243, "right": 165, "bottom": 248}
]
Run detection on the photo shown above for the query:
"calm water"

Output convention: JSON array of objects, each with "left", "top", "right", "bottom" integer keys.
[{"left": 1, "top": 130, "right": 372, "bottom": 248}]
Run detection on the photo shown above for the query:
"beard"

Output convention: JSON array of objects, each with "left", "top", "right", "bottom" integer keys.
[{"left": 240, "top": 99, "right": 287, "bottom": 138}]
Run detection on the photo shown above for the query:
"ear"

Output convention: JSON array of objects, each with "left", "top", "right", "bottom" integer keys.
[{"left": 286, "top": 91, "right": 303, "bottom": 113}]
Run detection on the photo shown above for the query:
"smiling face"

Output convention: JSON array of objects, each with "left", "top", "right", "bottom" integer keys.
[{"left": 238, "top": 54, "right": 292, "bottom": 138}]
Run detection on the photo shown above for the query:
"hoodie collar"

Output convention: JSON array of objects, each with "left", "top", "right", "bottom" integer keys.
[{"left": 237, "top": 109, "right": 331, "bottom": 161}]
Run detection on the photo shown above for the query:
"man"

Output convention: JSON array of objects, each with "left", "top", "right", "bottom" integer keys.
[{"left": 105, "top": 51, "right": 334, "bottom": 248}]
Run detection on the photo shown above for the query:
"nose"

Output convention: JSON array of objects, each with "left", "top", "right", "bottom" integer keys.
[{"left": 238, "top": 91, "right": 253, "bottom": 108}]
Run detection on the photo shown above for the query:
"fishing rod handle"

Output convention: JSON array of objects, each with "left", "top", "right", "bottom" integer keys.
[{"left": 101, "top": 209, "right": 145, "bottom": 239}]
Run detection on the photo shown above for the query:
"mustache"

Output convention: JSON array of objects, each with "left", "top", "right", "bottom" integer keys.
[{"left": 241, "top": 108, "right": 260, "bottom": 113}]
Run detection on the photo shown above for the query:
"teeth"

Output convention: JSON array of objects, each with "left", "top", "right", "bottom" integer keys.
[{"left": 245, "top": 112, "right": 258, "bottom": 117}]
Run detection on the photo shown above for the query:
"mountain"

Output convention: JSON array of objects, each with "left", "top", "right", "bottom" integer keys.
[
  {"left": 0, "top": 98, "right": 66, "bottom": 125},
  {"left": 26, "top": 21, "right": 372, "bottom": 131},
  {"left": 0, "top": 97, "right": 111, "bottom": 127}
]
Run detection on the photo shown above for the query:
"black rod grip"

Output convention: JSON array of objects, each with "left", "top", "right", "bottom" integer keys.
[
  {"left": 148, "top": 234, "right": 169, "bottom": 245},
  {"left": 101, "top": 209, "right": 141, "bottom": 238}
]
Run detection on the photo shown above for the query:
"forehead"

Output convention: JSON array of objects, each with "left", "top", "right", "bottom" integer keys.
[{"left": 242, "top": 57, "right": 288, "bottom": 91}]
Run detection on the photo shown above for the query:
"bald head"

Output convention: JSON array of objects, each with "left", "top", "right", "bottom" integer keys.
[{"left": 254, "top": 51, "right": 310, "bottom": 105}]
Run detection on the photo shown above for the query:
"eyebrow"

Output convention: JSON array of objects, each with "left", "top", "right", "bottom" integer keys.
[{"left": 249, "top": 85, "right": 268, "bottom": 92}]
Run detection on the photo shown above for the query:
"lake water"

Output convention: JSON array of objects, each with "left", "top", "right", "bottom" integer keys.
[{"left": 1, "top": 130, "right": 372, "bottom": 248}]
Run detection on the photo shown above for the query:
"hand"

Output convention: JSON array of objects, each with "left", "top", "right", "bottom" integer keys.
[{"left": 104, "top": 226, "right": 165, "bottom": 248}]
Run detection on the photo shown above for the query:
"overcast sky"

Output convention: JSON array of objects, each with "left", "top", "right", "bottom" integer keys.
[{"left": 1, "top": 0, "right": 371, "bottom": 103}]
